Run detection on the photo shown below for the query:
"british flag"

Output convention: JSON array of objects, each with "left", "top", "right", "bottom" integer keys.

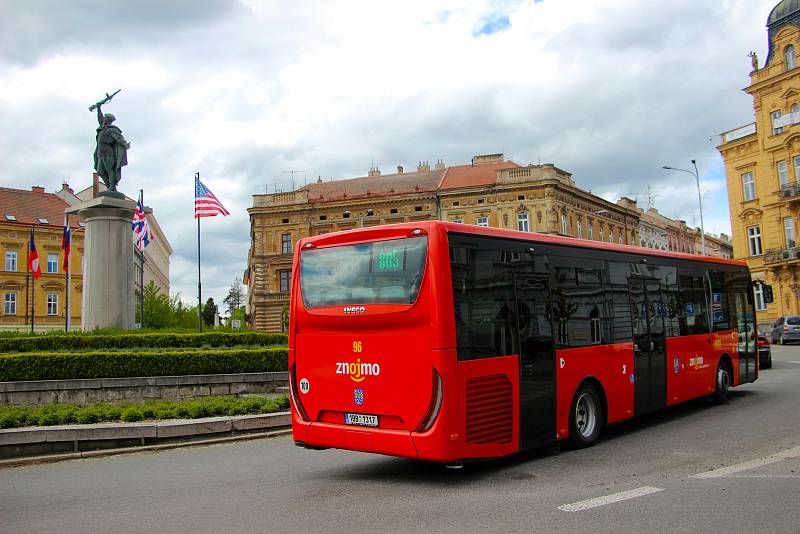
[{"left": 132, "top": 190, "right": 153, "bottom": 252}]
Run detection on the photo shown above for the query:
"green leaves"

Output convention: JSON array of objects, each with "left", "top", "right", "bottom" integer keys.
[
  {"left": 0, "top": 348, "right": 288, "bottom": 382},
  {"left": 0, "top": 332, "right": 287, "bottom": 353},
  {"left": 0, "top": 395, "right": 290, "bottom": 429}
]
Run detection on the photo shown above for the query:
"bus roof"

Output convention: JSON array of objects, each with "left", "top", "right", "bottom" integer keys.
[{"left": 297, "top": 221, "right": 747, "bottom": 269}]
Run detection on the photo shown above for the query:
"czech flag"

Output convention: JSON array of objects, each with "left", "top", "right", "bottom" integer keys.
[
  {"left": 61, "top": 218, "right": 71, "bottom": 272},
  {"left": 28, "top": 227, "right": 41, "bottom": 279}
]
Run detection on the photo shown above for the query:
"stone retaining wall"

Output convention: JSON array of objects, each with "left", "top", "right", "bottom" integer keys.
[{"left": 0, "top": 372, "right": 288, "bottom": 406}]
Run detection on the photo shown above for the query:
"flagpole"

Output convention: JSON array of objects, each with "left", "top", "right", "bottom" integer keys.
[
  {"left": 139, "top": 189, "right": 145, "bottom": 329},
  {"left": 30, "top": 225, "right": 35, "bottom": 334},
  {"left": 196, "top": 172, "right": 202, "bottom": 333},
  {"left": 64, "top": 214, "right": 70, "bottom": 332}
]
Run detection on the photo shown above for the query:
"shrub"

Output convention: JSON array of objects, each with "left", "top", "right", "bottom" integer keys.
[
  {"left": 0, "top": 348, "right": 288, "bottom": 382},
  {"left": 0, "top": 395, "right": 290, "bottom": 429},
  {"left": 0, "top": 332, "right": 287, "bottom": 354}
]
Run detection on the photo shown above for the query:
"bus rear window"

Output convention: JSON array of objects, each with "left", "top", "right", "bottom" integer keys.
[{"left": 299, "top": 236, "right": 427, "bottom": 308}]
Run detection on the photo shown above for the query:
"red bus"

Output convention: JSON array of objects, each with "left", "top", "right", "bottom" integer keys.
[{"left": 288, "top": 221, "right": 758, "bottom": 464}]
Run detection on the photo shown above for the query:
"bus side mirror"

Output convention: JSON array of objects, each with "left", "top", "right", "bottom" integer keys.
[{"left": 764, "top": 284, "right": 774, "bottom": 304}]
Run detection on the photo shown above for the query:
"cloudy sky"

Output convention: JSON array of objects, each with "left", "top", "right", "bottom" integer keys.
[{"left": 0, "top": 0, "right": 779, "bottom": 307}]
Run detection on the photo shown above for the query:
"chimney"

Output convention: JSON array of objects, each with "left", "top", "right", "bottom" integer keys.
[
  {"left": 417, "top": 161, "right": 430, "bottom": 172},
  {"left": 397, "top": 165, "right": 404, "bottom": 174},
  {"left": 60, "top": 182, "right": 74, "bottom": 195},
  {"left": 368, "top": 166, "right": 381, "bottom": 177},
  {"left": 434, "top": 159, "right": 445, "bottom": 170},
  {"left": 31, "top": 186, "right": 45, "bottom": 194}
]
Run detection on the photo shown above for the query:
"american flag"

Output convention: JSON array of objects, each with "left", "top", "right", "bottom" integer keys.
[
  {"left": 195, "top": 176, "right": 230, "bottom": 218},
  {"left": 132, "top": 190, "right": 153, "bottom": 252}
]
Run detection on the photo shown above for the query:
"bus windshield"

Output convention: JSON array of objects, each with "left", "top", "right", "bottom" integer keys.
[{"left": 299, "top": 236, "right": 427, "bottom": 308}]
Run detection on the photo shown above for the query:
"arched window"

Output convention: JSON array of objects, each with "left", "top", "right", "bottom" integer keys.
[{"left": 786, "top": 45, "right": 796, "bottom": 70}]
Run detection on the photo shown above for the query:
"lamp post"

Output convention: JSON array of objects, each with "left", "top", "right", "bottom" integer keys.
[{"left": 662, "top": 160, "right": 706, "bottom": 256}]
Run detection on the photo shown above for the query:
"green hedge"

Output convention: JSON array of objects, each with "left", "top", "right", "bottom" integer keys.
[
  {"left": 0, "top": 332, "right": 287, "bottom": 353},
  {"left": 0, "top": 348, "right": 288, "bottom": 382},
  {"left": 0, "top": 395, "right": 291, "bottom": 429}
]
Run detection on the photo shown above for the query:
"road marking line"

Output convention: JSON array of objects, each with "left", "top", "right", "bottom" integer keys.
[
  {"left": 690, "top": 445, "right": 800, "bottom": 479},
  {"left": 787, "top": 361, "right": 800, "bottom": 364},
  {"left": 558, "top": 486, "right": 664, "bottom": 512},
  {"left": 712, "top": 475, "right": 800, "bottom": 478}
]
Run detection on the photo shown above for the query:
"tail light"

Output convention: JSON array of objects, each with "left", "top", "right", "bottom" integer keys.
[
  {"left": 288, "top": 364, "right": 310, "bottom": 421},
  {"left": 415, "top": 368, "right": 443, "bottom": 433},
  {"left": 784, "top": 324, "right": 789, "bottom": 333}
]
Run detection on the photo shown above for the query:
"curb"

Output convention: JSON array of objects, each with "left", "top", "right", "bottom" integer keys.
[{"left": 0, "top": 412, "right": 292, "bottom": 468}]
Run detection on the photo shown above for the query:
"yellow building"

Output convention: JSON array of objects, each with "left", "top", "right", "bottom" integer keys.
[
  {"left": 246, "top": 154, "right": 640, "bottom": 331},
  {"left": 719, "top": 0, "right": 800, "bottom": 328},
  {"left": 0, "top": 186, "right": 84, "bottom": 331}
]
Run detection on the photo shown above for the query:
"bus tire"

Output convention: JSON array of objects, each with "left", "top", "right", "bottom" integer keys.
[
  {"left": 712, "top": 359, "right": 732, "bottom": 404},
  {"left": 569, "top": 383, "right": 602, "bottom": 448}
]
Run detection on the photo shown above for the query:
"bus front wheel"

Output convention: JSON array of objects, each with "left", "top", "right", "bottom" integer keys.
[
  {"left": 712, "top": 359, "right": 731, "bottom": 404},
  {"left": 569, "top": 384, "right": 602, "bottom": 448}
]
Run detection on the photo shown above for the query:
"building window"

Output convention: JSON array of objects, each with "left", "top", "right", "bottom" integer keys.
[
  {"left": 517, "top": 212, "right": 529, "bottom": 232},
  {"left": 772, "top": 111, "right": 784, "bottom": 135},
  {"left": 281, "top": 233, "right": 292, "bottom": 254},
  {"left": 747, "top": 225, "right": 762, "bottom": 256},
  {"left": 561, "top": 213, "right": 568, "bottom": 235},
  {"left": 4, "top": 251, "right": 17, "bottom": 272},
  {"left": 786, "top": 44, "right": 796, "bottom": 70},
  {"left": 785, "top": 217, "right": 796, "bottom": 248},
  {"left": 794, "top": 156, "right": 800, "bottom": 182},
  {"left": 47, "top": 253, "right": 58, "bottom": 273},
  {"left": 742, "top": 172, "right": 756, "bottom": 200},
  {"left": 390, "top": 208, "right": 398, "bottom": 214},
  {"left": 577, "top": 218, "right": 582, "bottom": 239},
  {"left": 517, "top": 195, "right": 525, "bottom": 200},
  {"left": 476, "top": 216, "right": 488, "bottom": 227},
  {"left": 414, "top": 206, "right": 423, "bottom": 212},
  {"left": 778, "top": 160, "right": 789, "bottom": 187},
  {"left": 452, "top": 218, "right": 463, "bottom": 224},
  {"left": 46, "top": 293, "right": 58, "bottom": 316},
  {"left": 279, "top": 271, "right": 292, "bottom": 292},
  {"left": 587, "top": 222, "right": 594, "bottom": 240},
  {"left": 754, "top": 284, "right": 766, "bottom": 311},
  {"left": 452, "top": 201, "right": 459, "bottom": 207},
  {"left": 609, "top": 226, "right": 614, "bottom": 243},
  {"left": 4, "top": 292, "right": 16, "bottom": 315},
  {"left": 618, "top": 231, "right": 624, "bottom": 245},
  {"left": 599, "top": 226, "right": 604, "bottom": 242},
  {"left": 319, "top": 215, "right": 327, "bottom": 221}
]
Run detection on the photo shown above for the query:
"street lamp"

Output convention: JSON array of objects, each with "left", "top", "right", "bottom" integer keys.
[{"left": 662, "top": 160, "right": 706, "bottom": 256}]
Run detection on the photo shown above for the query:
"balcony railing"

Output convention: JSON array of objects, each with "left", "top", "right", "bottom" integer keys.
[
  {"left": 264, "top": 292, "right": 290, "bottom": 302},
  {"left": 780, "top": 182, "right": 800, "bottom": 200},
  {"left": 764, "top": 246, "right": 800, "bottom": 264}
]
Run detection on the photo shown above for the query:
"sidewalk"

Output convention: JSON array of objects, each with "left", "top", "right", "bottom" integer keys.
[{"left": 0, "top": 411, "right": 291, "bottom": 467}]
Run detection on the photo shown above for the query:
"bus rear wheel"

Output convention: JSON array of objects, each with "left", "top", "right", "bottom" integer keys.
[
  {"left": 569, "top": 384, "right": 602, "bottom": 448},
  {"left": 712, "top": 360, "right": 731, "bottom": 404}
]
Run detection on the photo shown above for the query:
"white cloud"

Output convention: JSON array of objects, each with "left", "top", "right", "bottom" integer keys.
[{"left": 0, "top": 0, "right": 779, "bottom": 305}]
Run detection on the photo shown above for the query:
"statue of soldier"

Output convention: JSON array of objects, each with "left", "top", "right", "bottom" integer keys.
[{"left": 93, "top": 98, "right": 130, "bottom": 192}]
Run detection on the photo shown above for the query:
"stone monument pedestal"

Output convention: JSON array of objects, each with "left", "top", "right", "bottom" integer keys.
[{"left": 67, "top": 195, "right": 136, "bottom": 331}]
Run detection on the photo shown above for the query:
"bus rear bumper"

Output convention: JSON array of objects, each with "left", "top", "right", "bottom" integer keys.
[{"left": 295, "top": 421, "right": 420, "bottom": 459}]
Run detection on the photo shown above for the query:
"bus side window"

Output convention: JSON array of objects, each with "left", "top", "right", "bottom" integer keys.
[
  {"left": 606, "top": 261, "right": 633, "bottom": 343},
  {"left": 551, "top": 256, "right": 607, "bottom": 348},
  {"left": 678, "top": 271, "right": 709, "bottom": 336},
  {"left": 451, "top": 246, "right": 519, "bottom": 360}
]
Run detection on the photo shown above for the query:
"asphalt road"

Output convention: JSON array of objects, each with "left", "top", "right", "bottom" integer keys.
[{"left": 2, "top": 347, "right": 799, "bottom": 534}]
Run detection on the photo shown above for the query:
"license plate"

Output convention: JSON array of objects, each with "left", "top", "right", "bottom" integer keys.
[{"left": 344, "top": 413, "right": 378, "bottom": 427}]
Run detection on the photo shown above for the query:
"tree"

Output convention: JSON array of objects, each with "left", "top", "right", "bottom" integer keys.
[
  {"left": 202, "top": 298, "right": 218, "bottom": 327},
  {"left": 139, "top": 280, "right": 200, "bottom": 329},
  {"left": 223, "top": 276, "right": 244, "bottom": 317}
]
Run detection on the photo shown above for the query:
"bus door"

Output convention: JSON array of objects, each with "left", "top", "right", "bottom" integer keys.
[
  {"left": 733, "top": 285, "right": 757, "bottom": 383},
  {"left": 513, "top": 274, "right": 556, "bottom": 449},
  {"left": 629, "top": 278, "right": 667, "bottom": 416}
]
